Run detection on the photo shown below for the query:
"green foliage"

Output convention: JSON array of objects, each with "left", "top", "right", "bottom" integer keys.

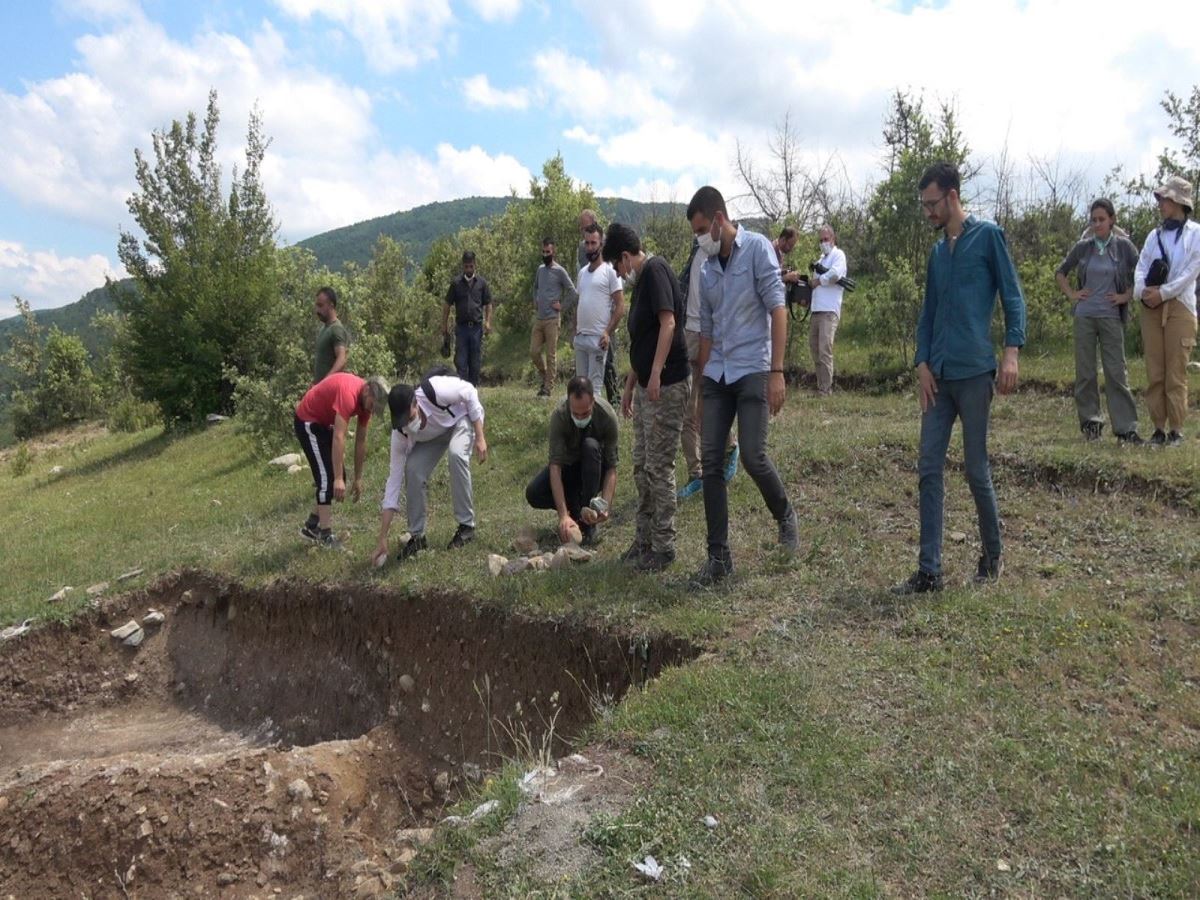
[
  {"left": 859, "top": 257, "right": 923, "bottom": 368},
  {"left": 1, "top": 299, "right": 101, "bottom": 439},
  {"left": 1017, "top": 253, "right": 1072, "bottom": 346},
  {"left": 9, "top": 443, "right": 31, "bottom": 478},
  {"left": 347, "top": 236, "right": 437, "bottom": 378},
  {"left": 116, "top": 90, "right": 279, "bottom": 427},
  {"left": 105, "top": 391, "right": 160, "bottom": 433}
]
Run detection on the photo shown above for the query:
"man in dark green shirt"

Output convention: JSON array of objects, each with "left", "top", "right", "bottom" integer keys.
[
  {"left": 525, "top": 375, "right": 618, "bottom": 545},
  {"left": 313, "top": 286, "right": 349, "bottom": 383}
]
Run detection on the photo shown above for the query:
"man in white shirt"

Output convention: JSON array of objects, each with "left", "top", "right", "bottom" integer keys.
[
  {"left": 574, "top": 222, "right": 625, "bottom": 391},
  {"left": 372, "top": 372, "right": 489, "bottom": 564},
  {"left": 809, "top": 224, "right": 849, "bottom": 396}
]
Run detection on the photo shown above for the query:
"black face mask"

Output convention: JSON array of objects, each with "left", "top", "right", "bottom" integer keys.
[
  {"left": 543, "top": 254, "right": 554, "bottom": 266},
  {"left": 585, "top": 250, "right": 599, "bottom": 262}
]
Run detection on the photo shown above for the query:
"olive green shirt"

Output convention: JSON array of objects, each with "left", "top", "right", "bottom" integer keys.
[
  {"left": 314, "top": 321, "right": 349, "bottom": 383},
  {"left": 547, "top": 397, "right": 619, "bottom": 469}
]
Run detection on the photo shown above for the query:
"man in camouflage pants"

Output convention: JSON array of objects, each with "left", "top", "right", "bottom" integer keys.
[{"left": 602, "top": 222, "right": 691, "bottom": 572}]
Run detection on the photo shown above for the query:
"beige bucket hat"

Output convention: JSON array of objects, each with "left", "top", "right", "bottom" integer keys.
[{"left": 1153, "top": 174, "right": 1194, "bottom": 213}]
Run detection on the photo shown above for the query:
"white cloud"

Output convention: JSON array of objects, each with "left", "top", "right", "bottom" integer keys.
[
  {"left": 0, "top": 240, "right": 123, "bottom": 316},
  {"left": 465, "top": 0, "right": 522, "bottom": 22},
  {"left": 270, "top": 0, "right": 454, "bottom": 72},
  {"left": 461, "top": 74, "right": 530, "bottom": 111},
  {"left": 563, "top": 125, "right": 600, "bottom": 146}
]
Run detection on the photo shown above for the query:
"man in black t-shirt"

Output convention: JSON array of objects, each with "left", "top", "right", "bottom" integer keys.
[
  {"left": 442, "top": 250, "right": 492, "bottom": 385},
  {"left": 602, "top": 223, "right": 690, "bottom": 572}
]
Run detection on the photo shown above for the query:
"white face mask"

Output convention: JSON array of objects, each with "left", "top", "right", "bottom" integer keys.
[
  {"left": 697, "top": 233, "right": 720, "bottom": 257},
  {"left": 820, "top": 241, "right": 833, "bottom": 255}
]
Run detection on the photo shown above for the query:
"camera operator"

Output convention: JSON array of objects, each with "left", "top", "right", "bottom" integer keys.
[{"left": 808, "top": 224, "right": 848, "bottom": 395}]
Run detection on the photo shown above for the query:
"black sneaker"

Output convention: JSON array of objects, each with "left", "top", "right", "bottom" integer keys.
[
  {"left": 972, "top": 554, "right": 1003, "bottom": 585},
  {"left": 397, "top": 533, "right": 427, "bottom": 561},
  {"left": 1081, "top": 421, "right": 1103, "bottom": 441},
  {"left": 620, "top": 539, "right": 650, "bottom": 566},
  {"left": 890, "top": 570, "right": 943, "bottom": 595},
  {"left": 315, "top": 529, "right": 342, "bottom": 551},
  {"left": 688, "top": 555, "right": 734, "bottom": 588},
  {"left": 1115, "top": 431, "right": 1144, "bottom": 445},
  {"left": 1166, "top": 430, "right": 1184, "bottom": 447},
  {"left": 635, "top": 549, "right": 675, "bottom": 573},
  {"left": 1150, "top": 429, "right": 1167, "bottom": 446},
  {"left": 448, "top": 524, "right": 475, "bottom": 549},
  {"left": 300, "top": 520, "right": 321, "bottom": 542}
]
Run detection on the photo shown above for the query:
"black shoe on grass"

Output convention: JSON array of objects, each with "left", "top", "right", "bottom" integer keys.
[{"left": 891, "top": 570, "right": 943, "bottom": 595}]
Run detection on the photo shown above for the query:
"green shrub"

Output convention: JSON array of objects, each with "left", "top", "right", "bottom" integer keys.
[
  {"left": 9, "top": 443, "right": 32, "bottom": 478},
  {"left": 106, "top": 393, "right": 160, "bottom": 433}
]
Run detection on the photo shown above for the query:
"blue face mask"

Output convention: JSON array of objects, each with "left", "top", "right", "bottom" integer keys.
[{"left": 572, "top": 415, "right": 592, "bottom": 429}]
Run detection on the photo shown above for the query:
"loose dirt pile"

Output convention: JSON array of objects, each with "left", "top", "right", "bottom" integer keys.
[{"left": 0, "top": 570, "right": 694, "bottom": 897}]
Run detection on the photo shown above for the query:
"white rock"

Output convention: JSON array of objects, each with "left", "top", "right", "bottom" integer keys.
[
  {"left": 287, "top": 779, "right": 313, "bottom": 802},
  {"left": 562, "top": 544, "right": 594, "bottom": 563},
  {"left": 1, "top": 619, "right": 33, "bottom": 642},
  {"left": 949, "top": 531, "right": 967, "bottom": 543},
  {"left": 398, "top": 674, "right": 416, "bottom": 694},
  {"left": 563, "top": 522, "right": 583, "bottom": 545},
  {"left": 48, "top": 586, "right": 73, "bottom": 603},
  {"left": 1188, "top": 360, "right": 1200, "bottom": 372},
  {"left": 633, "top": 855, "right": 663, "bottom": 881},
  {"left": 206, "top": 413, "right": 229, "bottom": 425},
  {"left": 443, "top": 799, "right": 499, "bottom": 826},
  {"left": 287, "top": 464, "right": 304, "bottom": 475},
  {"left": 526, "top": 554, "right": 550, "bottom": 572},
  {"left": 142, "top": 610, "right": 166, "bottom": 626},
  {"left": 86, "top": 582, "right": 109, "bottom": 597},
  {"left": 487, "top": 554, "right": 507, "bottom": 577},
  {"left": 268, "top": 453, "right": 302, "bottom": 467},
  {"left": 117, "top": 568, "right": 144, "bottom": 582},
  {"left": 111, "top": 620, "right": 142, "bottom": 640},
  {"left": 125, "top": 672, "right": 140, "bottom": 684},
  {"left": 702, "top": 814, "right": 719, "bottom": 829},
  {"left": 50, "top": 465, "right": 63, "bottom": 475}
]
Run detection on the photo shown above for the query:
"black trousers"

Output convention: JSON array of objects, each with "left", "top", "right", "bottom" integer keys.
[
  {"left": 294, "top": 414, "right": 334, "bottom": 506},
  {"left": 525, "top": 437, "right": 608, "bottom": 519}
]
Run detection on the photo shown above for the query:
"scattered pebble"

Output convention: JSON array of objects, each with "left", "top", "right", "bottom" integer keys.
[
  {"left": 1, "top": 620, "right": 33, "bottom": 642},
  {"left": 216, "top": 872, "right": 238, "bottom": 885},
  {"left": 117, "top": 568, "right": 145, "bottom": 582},
  {"left": 86, "top": 582, "right": 110, "bottom": 597},
  {"left": 48, "top": 586, "right": 73, "bottom": 603},
  {"left": 50, "top": 465, "right": 63, "bottom": 474},
  {"left": 702, "top": 814, "right": 719, "bottom": 829},
  {"left": 268, "top": 453, "right": 302, "bottom": 467},
  {"left": 949, "top": 531, "right": 967, "bottom": 543},
  {"left": 398, "top": 674, "right": 415, "bottom": 694},
  {"left": 487, "top": 554, "right": 507, "bottom": 577},
  {"left": 287, "top": 779, "right": 313, "bottom": 802}
]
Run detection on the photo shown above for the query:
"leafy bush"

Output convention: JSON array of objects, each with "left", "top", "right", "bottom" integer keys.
[
  {"left": 9, "top": 443, "right": 31, "bottom": 478},
  {"left": 106, "top": 392, "right": 160, "bottom": 433}
]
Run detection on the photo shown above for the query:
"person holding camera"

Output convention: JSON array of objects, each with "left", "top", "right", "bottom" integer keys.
[
  {"left": 808, "top": 224, "right": 848, "bottom": 396},
  {"left": 1134, "top": 175, "right": 1200, "bottom": 447},
  {"left": 442, "top": 251, "right": 492, "bottom": 386},
  {"left": 1055, "top": 199, "right": 1142, "bottom": 443}
]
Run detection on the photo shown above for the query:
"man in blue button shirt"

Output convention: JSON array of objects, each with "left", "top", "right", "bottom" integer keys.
[
  {"left": 686, "top": 186, "right": 800, "bottom": 587},
  {"left": 894, "top": 162, "right": 1026, "bottom": 595}
]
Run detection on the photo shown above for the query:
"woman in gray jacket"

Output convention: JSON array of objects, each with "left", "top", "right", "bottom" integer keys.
[{"left": 1055, "top": 198, "right": 1142, "bottom": 443}]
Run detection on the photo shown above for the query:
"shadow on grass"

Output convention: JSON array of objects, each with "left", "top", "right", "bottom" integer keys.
[
  {"left": 36, "top": 429, "right": 177, "bottom": 485},
  {"left": 819, "top": 586, "right": 919, "bottom": 623}
]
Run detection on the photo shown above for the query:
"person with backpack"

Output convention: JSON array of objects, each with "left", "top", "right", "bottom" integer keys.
[
  {"left": 1134, "top": 175, "right": 1200, "bottom": 446},
  {"left": 371, "top": 368, "right": 488, "bottom": 564}
]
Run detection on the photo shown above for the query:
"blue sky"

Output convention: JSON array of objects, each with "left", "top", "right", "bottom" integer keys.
[{"left": 1, "top": 0, "right": 1196, "bottom": 316}]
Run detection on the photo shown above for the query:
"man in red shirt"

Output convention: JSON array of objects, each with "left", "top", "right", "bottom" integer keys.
[{"left": 294, "top": 372, "right": 389, "bottom": 548}]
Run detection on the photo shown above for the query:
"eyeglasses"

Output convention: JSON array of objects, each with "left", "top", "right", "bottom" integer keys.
[{"left": 918, "top": 193, "right": 948, "bottom": 212}]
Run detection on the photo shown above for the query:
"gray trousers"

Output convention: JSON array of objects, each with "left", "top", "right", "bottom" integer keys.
[
  {"left": 406, "top": 418, "right": 475, "bottom": 535},
  {"left": 1074, "top": 315, "right": 1137, "bottom": 434},
  {"left": 573, "top": 333, "right": 608, "bottom": 392}
]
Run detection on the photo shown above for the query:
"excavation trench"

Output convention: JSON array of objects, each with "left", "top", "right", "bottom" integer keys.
[{"left": 0, "top": 570, "right": 696, "bottom": 897}]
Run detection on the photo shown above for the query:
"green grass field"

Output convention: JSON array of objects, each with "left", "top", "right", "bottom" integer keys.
[{"left": 3, "top": 361, "right": 1199, "bottom": 896}]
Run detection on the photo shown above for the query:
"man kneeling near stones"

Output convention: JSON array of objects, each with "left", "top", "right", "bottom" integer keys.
[
  {"left": 525, "top": 376, "right": 617, "bottom": 545},
  {"left": 372, "top": 371, "right": 488, "bottom": 564}
]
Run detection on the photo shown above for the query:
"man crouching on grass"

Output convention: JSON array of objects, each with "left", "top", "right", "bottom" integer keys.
[{"left": 295, "top": 372, "right": 389, "bottom": 550}]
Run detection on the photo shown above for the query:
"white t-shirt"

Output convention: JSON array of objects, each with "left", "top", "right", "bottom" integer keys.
[
  {"left": 811, "top": 246, "right": 848, "bottom": 315},
  {"left": 576, "top": 262, "right": 623, "bottom": 337}
]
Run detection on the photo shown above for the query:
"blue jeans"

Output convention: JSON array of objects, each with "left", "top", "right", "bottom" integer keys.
[
  {"left": 918, "top": 371, "right": 1001, "bottom": 575},
  {"left": 455, "top": 322, "right": 483, "bottom": 385}
]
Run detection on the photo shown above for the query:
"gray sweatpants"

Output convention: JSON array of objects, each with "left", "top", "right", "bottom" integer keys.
[
  {"left": 406, "top": 418, "right": 475, "bottom": 535},
  {"left": 1074, "top": 315, "right": 1138, "bottom": 434}
]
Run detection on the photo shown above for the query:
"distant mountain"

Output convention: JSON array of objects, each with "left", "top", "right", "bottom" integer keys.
[{"left": 296, "top": 195, "right": 688, "bottom": 271}]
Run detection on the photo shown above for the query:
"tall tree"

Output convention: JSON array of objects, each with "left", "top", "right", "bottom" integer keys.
[{"left": 116, "top": 90, "right": 278, "bottom": 425}]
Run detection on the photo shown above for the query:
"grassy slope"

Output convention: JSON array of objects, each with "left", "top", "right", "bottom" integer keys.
[{"left": 3, "top": 374, "right": 1198, "bottom": 896}]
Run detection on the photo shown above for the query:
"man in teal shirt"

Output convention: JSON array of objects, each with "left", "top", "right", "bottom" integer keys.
[{"left": 894, "top": 161, "right": 1026, "bottom": 594}]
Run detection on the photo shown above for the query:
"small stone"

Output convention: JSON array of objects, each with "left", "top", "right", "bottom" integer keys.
[
  {"left": 111, "top": 620, "right": 141, "bottom": 640},
  {"left": 395, "top": 827, "right": 435, "bottom": 846},
  {"left": 434, "top": 771, "right": 450, "bottom": 793},
  {"left": 526, "top": 554, "right": 549, "bottom": 572},
  {"left": 501, "top": 558, "right": 530, "bottom": 576},
  {"left": 117, "top": 568, "right": 144, "bottom": 582},
  {"left": 50, "top": 465, "right": 64, "bottom": 474},
  {"left": 487, "top": 554, "right": 507, "bottom": 577},
  {"left": 996, "top": 859, "right": 1011, "bottom": 872},
  {"left": 949, "top": 531, "right": 967, "bottom": 543},
  {"left": 287, "top": 464, "right": 303, "bottom": 475},
  {"left": 0, "top": 796, "right": 9, "bottom": 813},
  {"left": 549, "top": 548, "right": 570, "bottom": 571},
  {"left": 702, "top": 814, "right": 719, "bottom": 829},
  {"left": 138, "top": 820, "right": 153, "bottom": 839},
  {"left": 398, "top": 674, "right": 415, "bottom": 694},
  {"left": 1, "top": 620, "right": 33, "bottom": 642},
  {"left": 210, "top": 499, "right": 222, "bottom": 507},
  {"left": 562, "top": 544, "right": 594, "bottom": 562},
  {"left": 143, "top": 610, "right": 166, "bottom": 626},
  {"left": 86, "top": 582, "right": 110, "bottom": 597},
  {"left": 48, "top": 586, "right": 73, "bottom": 603},
  {"left": 125, "top": 672, "right": 140, "bottom": 684},
  {"left": 268, "top": 453, "right": 302, "bottom": 467},
  {"left": 287, "top": 779, "right": 313, "bottom": 802},
  {"left": 564, "top": 521, "right": 582, "bottom": 545},
  {"left": 206, "top": 413, "right": 229, "bottom": 425},
  {"left": 216, "top": 872, "right": 238, "bottom": 886},
  {"left": 123, "top": 627, "right": 146, "bottom": 648}
]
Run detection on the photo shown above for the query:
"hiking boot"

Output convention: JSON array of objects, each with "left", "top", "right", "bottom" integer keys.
[
  {"left": 973, "top": 554, "right": 1004, "bottom": 585},
  {"left": 890, "top": 570, "right": 943, "bottom": 595},
  {"left": 778, "top": 507, "right": 800, "bottom": 554},
  {"left": 723, "top": 445, "right": 740, "bottom": 482},
  {"left": 620, "top": 539, "right": 650, "bottom": 566},
  {"left": 1115, "top": 431, "right": 1144, "bottom": 445},
  {"left": 448, "top": 524, "right": 475, "bottom": 549},
  {"left": 688, "top": 555, "right": 734, "bottom": 588},
  {"left": 635, "top": 549, "right": 675, "bottom": 573},
  {"left": 315, "top": 529, "right": 342, "bottom": 551},
  {"left": 397, "top": 533, "right": 427, "bottom": 561},
  {"left": 677, "top": 476, "right": 703, "bottom": 500},
  {"left": 1080, "top": 421, "right": 1103, "bottom": 441},
  {"left": 300, "top": 518, "right": 321, "bottom": 542},
  {"left": 1166, "top": 430, "right": 1184, "bottom": 447},
  {"left": 1150, "top": 429, "right": 1167, "bottom": 446}
]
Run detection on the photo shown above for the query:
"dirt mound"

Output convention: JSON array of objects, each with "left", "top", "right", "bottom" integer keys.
[{"left": 0, "top": 570, "right": 695, "bottom": 897}]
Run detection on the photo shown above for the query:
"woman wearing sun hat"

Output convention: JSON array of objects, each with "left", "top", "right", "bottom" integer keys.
[{"left": 1133, "top": 174, "right": 1200, "bottom": 446}]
